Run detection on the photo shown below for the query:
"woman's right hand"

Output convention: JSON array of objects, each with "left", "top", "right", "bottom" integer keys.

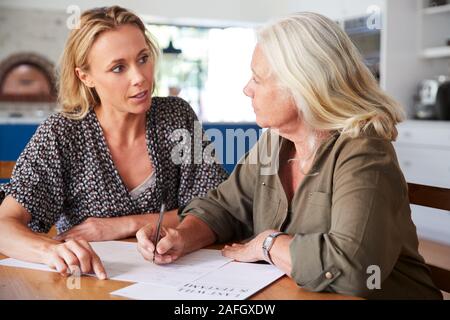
[
  {"left": 136, "top": 224, "right": 185, "bottom": 264},
  {"left": 43, "top": 239, "right": 107, "bottom": 280}
]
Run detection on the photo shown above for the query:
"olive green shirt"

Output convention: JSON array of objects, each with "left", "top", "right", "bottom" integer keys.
[{"left": 181, "top": 129, "right": 443, "bottom": 299}]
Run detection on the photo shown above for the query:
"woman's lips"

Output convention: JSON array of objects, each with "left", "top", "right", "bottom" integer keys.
[{"left": 129, "top": 90, "right": 149, "bottom": 102}]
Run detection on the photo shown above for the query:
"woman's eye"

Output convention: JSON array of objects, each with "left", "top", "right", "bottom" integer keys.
[
  {"left": 139, "top": 55, "right": 149, "bottom": 64},
  {"left": 112, "top": 65, "right": 124, "bottom": 73},
  {"left": 252, "top": 76, "right": 259, "bottom": 84}
]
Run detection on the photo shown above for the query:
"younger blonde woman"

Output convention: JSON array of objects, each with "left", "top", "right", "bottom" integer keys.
[{"left": 0, "top": 6, "right": 227, "bottom": 279}]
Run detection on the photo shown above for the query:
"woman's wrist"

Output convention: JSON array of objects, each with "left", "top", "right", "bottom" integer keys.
[
  {"left": 117, "top": 210, "right": 180, "bottom": 241},
  {"left": 259, "top": 229, "right": 283, "bottom": 262},
  {"left": 124, "top": 214, "right": 156, "bottom": 238},
  {"left": 125, "top": 210, "right": 180, "bottom": 239},
  {"left": 38, "top": 238, "right": 61, "bottom": 265}
]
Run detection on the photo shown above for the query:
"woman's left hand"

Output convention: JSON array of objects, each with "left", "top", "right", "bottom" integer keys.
[
  {"left": 221, "top": 230, "right": 275, "bottom": 263},
  {"left": 54, "top": 217, "right": 130, "bottom": 242}
]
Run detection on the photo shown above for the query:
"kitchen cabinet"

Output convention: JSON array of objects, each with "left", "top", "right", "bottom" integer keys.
[
  {"left": 394, "top": 120, "right": 450, "bottom": 244},
  {"left": 419, "top": 0, "right": 450, "bottom": 59}
]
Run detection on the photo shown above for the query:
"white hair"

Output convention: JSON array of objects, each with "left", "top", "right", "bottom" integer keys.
[{"left": 257, "top": 12, "right": 405, "bottom": 144}]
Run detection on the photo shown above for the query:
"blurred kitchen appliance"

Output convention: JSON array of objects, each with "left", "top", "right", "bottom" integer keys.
[
  {"left": 428, "top": 0, "right": 448, "bottom": 7},
  {"left": 414, "top": 76, "right": 450, "bottom": 120}
]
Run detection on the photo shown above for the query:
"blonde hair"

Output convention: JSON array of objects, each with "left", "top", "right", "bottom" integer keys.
[
  {"left": 257, "top": 12, "right": 405, "bottom": 142},
  {"left": 57, "top": 6, "right": 159, "bottom": 120}
]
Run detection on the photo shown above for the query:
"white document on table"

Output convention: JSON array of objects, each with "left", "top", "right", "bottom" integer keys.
[
  {"left": 0, "top": 241, "right": 232, "bottom": 287},
  {"left": 111, "top": 261, "right": 285, "bottom": 300}
]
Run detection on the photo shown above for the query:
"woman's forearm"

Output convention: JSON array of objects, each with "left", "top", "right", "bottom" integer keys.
[
  {"left": 0, "top": 196, "right": 58, "bottom": 263},
  {"left": 0, "top": 197, "right": 107, "bottom": 279},
  {"left": 0, "top": 216, "right": 58, "bottom": 264},
  {"left": 125, "top": 209, "right": 180, "bottom": 238},
  {"left": 176, "top": 215, "right": 217, "bottom": 254},
  {"left": 53, "top": 208, "right": 182, "bottom": 242}
]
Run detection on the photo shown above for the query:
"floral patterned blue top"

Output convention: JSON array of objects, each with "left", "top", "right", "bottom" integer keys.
[{"left": 0, "top": 97, "right": 228, "bottom": 233}]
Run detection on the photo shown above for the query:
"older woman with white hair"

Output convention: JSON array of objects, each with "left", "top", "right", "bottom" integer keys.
[{"left": 136, "top": 12, "right": 442, "bottom": 299}]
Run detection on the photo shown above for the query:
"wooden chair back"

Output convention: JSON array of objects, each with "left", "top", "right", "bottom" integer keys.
[
  {"left": 0, "top": 161, "right": 15, "bottom": 179},
  {"left": 408, "top": 183, "right": 450, "bottom": 293}
]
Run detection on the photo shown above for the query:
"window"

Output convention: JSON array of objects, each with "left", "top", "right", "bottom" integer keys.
[{"left": 148, "top": 24, "right": 256, "bottom": 122}]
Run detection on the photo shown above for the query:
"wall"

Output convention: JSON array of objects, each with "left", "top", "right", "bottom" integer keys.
[
  {"left": 285, "top": 0, "right": 385, "bottom": 20},
  {"left": 0, "top": 0, "right": 293, "bottom": 69},
  {"left": 0, "top": 0, "right": 292, "bottom": 26},
  {"left": 0, "top": 0, "right": 388, "bottom": 24},
  {"left": 0, "top": 0, "right": 391, "bottom": 67},
  {"left": 0, "top": 7, "right": 69, "bottom": 64}
]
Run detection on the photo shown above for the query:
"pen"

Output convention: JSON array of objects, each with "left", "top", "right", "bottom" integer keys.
[{"left": 153, "top": 189, "right": 167, "bottom": 263}]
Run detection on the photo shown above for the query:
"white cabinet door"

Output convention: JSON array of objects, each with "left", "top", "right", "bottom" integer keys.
[
  {"left": 396, "top": 121, "right": 450, "bottom": 149},
  {"left": 393, "top": 138, "right": 450, "bottom": 245},
  {"left": 411, "top": 205, "right": 450, "bottom": 245},
  {"left": 394, "top": 145, "right": 450, "bottom": 188}
]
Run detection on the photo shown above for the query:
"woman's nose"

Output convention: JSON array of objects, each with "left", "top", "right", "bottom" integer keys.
[
  {"left": 130, "top": 66, "right": 145, "bottom": 86},
  {"left": 243, "top": 80, "right": 252, "bottom": 97}
]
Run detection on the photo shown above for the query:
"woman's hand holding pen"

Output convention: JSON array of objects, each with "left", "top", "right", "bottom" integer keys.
[
  {"left": 137, "top": 215, "right": 216, "bottom": 264},
  {"left": 136, "top": 224, "right": 185, "bottom": 264},
  {"left": 42, "top": 239, "right": 107, "bottom": 280}
]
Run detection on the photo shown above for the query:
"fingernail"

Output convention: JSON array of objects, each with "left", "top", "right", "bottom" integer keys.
[{"left": 99, "top": 273, "right": 106, "bottom": 280}]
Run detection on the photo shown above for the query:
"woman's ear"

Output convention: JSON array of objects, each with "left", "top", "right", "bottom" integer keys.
[{"left": 75, "top": 67, "right": 94, "bottom": 88}]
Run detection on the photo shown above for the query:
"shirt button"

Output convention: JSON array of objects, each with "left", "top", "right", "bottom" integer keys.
[{"left": 325, "top": 272, "right": 333, "bottom": 280}]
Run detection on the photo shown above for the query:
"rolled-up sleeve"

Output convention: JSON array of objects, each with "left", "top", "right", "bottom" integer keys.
[
  {"left": 1, "top": 120, "right": 67, "bottom": 233},
  {"left": 175, "top": 99, "right": 229, "bottom": 209},
  {"left": 180, "top": 137, "right": 264, "bottom": 243},
  {"left": 289, "top": 136, "right": 406, "bottom": 297}
]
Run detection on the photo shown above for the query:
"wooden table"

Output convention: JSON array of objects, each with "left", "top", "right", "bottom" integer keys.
[{"left": 0, "top": 240, "right": 360, "bottom": 300}]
